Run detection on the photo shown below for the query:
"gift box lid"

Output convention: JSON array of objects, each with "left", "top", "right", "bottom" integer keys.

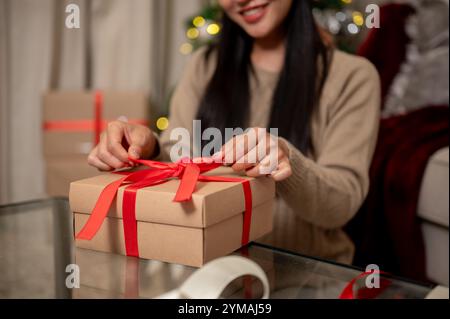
[{"left": 69, "top": 166, "right": 275, "bottom": 229}]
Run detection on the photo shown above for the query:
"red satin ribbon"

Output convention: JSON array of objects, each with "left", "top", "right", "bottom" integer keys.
[
  {"left": 43, "top": 90, "right": 148, "bottom": 146},
  {"left": 76, "top": 158, "right": 253, "bottom": 258},
  {"left": 94, "top": 91, "right": 103, "bottom": 145},
  {"left": 339, "top": 270, "right": 391, "bottom": 299},
  {"left": 43, "top": 119, "right": 148, "bottom": 132},
  {"left": 240, "top": 247, "right": 253, "bottom": 299},
  {"left": 124, "top": 257, "right": 140, "bottom": 299}
]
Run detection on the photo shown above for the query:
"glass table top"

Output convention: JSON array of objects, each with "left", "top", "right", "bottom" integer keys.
[{"left": 0, "top": 198, "right": 433, "bottom": 299}]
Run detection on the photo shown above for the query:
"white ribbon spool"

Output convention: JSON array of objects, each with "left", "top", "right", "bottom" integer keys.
[{"left": 156, "top": 256, "right": 270, "bottom": 299}]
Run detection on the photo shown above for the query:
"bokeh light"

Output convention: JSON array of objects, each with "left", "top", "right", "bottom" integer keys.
[
  {"left": 352, "top": 11, "right": 364, "bottom": 26},
  {"left": 179, "top": 42, "right": 193, "bottom": 55},
  {"left": 156, "top": 117, "right": 169, "bottom": 131},
  {"left": 193, "top": 16, "right": 205, "bottom": 28},
  {"left": 186, "top": 27, "right": 200, "bottom": 40},
  {"left": 206, "top": 23, "right": 220, "bottom": 36},
  {"left": 347, "top": 23, "right": 359, "bottom": 34}
]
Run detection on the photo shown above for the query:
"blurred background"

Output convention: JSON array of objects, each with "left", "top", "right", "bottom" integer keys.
[
  {"left": 0, "top": 0, "right": 448, "bottom": 286},
  {"left": 0, "top": 0, "right": 389, "bottom": 204}
]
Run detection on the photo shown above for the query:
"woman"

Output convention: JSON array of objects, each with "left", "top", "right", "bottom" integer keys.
[{"left": 87, "top": 0, "right": 380, "bottom": 264}]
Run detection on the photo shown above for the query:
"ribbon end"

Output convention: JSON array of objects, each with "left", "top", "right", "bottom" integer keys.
[
  {"left": 75, "top": 231, "right": 92, "bottom": 241},
  {"left": 173, "top": 194, "right": 192, "bottom": 202},
  {"left": 75, "top": 235, "right": 88, "bottom": 241}
]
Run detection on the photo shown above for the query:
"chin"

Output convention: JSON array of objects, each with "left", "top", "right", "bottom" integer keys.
[
  {"left": 243, "top": 25, "right": 274, "bottom": 39},
  {"left": 228, "top": 0, "right": 289, "bottom": 41}
]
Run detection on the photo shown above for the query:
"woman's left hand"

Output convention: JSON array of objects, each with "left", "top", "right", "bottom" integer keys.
[{"left": 211, "top": 128, "right": 292, "bottom": 181}]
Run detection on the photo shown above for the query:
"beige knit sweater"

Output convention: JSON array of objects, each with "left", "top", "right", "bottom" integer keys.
[{"left": 156, "top": 47, "right": 381, "bottom": 264}]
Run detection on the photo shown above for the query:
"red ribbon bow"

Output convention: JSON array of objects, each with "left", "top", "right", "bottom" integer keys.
[{"left": 76, "top": 158, "right": 253, "bottom": 258}]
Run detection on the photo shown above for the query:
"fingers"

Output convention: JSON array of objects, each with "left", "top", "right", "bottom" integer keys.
[
  {"left": 221, "top": 128, "right": 266, "bottom": 165},
  {"left": 245, "top": 153, "right": 291, "bottom": 181},
  {"left": 192, "top": 157, "right": 214, "bottom": 164},
  {"left": 86, "top": 119, "right": 156, "bottom": 171},
  {"left": 219, "top": 128, "right": 292, "bottom": 181},
  {"left": 87, "top": 146, "right": 113, "bottom": 171},
  {"left": 271, "top": 157, "right": 292, "bottom": 181},
  {"left": 97, "top": 136, "right": 127, "bottom": 169},
  {"left": 128, "top": 144, "right": 142, "bottom": 160},
  {"left": 207, "top": 128, "right": 288, "bottom": 177},
  {"left": 232, "top": 132, "right": 276, "bottom": 172},
  {"left": 221, "top": 135, "right": 245, "bottom": 164},
  {"left": 106, "top": 121, "right": 129, "bottom": 163},
  {"left": 87, "top": 120, "right": 131, "bottom": 170},
  {"left": 245, "top": 152, "right": 278, "bottom": 177},
  {"left": 126, "top": 124, "right": 155, "bottom": 160}
]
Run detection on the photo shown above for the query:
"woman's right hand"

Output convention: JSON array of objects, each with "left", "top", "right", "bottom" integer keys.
[{"left": 87, "top": 119, "right": 156, "bottom": 171}]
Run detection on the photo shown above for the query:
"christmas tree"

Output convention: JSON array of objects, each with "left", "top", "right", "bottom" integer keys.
[
  {"left": 312, "top": 0, "right": 365, "bottom": 52},
  {"left": 179, "top": 0, "right": 362, "bottom": 55}
]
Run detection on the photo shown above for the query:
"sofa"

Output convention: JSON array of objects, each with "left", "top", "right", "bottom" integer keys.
[{"left": 418, "top": 147, "right": 449, "bottom": 285}]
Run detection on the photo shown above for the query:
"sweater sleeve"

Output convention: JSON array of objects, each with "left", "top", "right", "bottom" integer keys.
[{"left": 276, "top": 55, "right": 381, "bottom": 229}]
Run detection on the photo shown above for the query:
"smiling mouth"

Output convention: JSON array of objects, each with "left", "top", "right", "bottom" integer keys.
[{"left": 239, "top": 2, "right": 270, "bottom": 23}]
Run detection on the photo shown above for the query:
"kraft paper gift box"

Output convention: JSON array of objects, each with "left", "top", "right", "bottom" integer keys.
[
  {"left": 42, "top": 91, "right": 150, "bottom": 156},
  {"left": 45, "top": 155, "right": 100, "bottom": 197},
  {"left": 42, "top": 91, "right": 150, "bottom": 197},
  {"left": 70, "top": 165, "right": 275, "bottom": 267}
]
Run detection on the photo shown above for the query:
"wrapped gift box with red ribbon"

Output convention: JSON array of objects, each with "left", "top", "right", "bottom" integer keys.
[
  {"left": 42, "top": 91, "right": 150, "bottom": 196},
  {"left": 69, "top": 159, "right": 275, "bottom": 267}
]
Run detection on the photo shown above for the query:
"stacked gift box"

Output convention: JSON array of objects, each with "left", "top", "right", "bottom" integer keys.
[{"left": 42, "top": 91, "right": 150, "bottom": 197}]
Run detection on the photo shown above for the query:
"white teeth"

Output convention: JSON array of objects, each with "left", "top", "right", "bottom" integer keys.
[{"left": 243, "top": 8, "right": 263, "bottom": 16}]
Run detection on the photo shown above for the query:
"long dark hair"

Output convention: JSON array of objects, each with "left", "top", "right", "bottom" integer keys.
[{"left": 196, "top": 0, "right": 331, "bottom": 153}]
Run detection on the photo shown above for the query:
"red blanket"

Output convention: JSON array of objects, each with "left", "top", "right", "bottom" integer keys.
[{"left": 346, "top": 106, "right": 449, "bottom": 283}]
